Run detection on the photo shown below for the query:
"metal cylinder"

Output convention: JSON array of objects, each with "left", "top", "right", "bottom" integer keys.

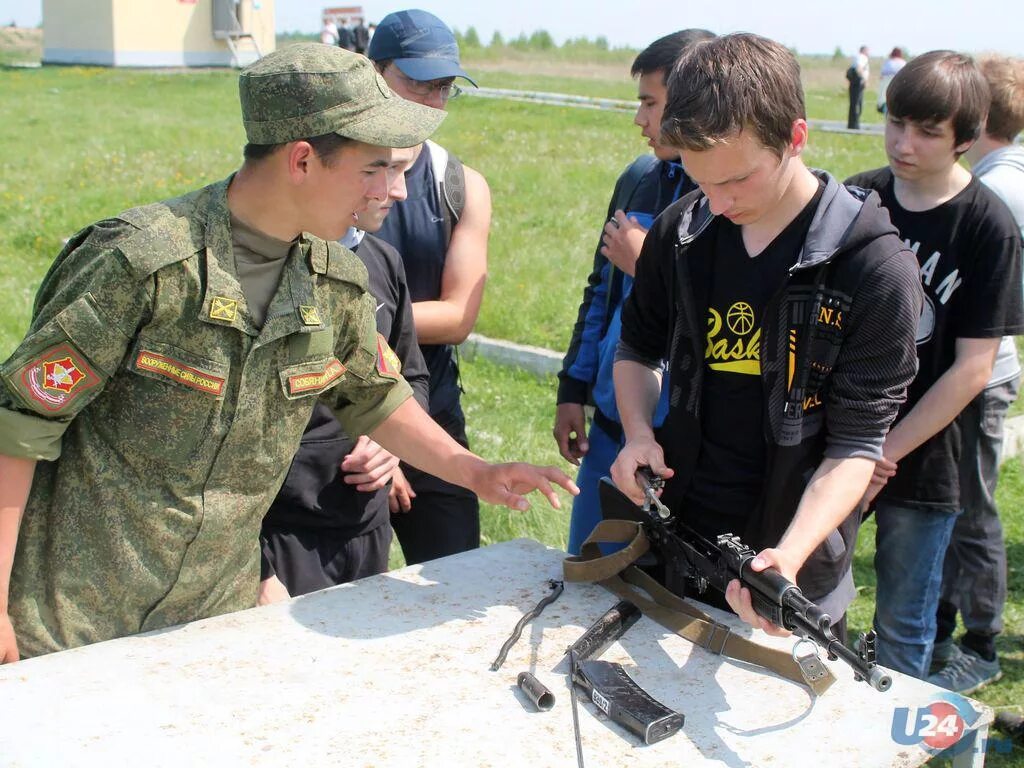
[{"left": 517, "top": 671, "right": 555, "bottom": 711}]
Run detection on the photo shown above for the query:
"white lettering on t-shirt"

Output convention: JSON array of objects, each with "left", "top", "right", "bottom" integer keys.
[
  {"left": 919, "top": 249, "right": 941, "bottom": 285},
  {"left": 907, "top": 240, "right": 963, "bottom": 304},
  {"left": 935, "top": 270, "right": 963, "bottom": 305}
]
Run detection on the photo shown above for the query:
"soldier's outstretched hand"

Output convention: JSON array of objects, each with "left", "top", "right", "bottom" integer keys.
[{"left": 474, "top": 463, "right": 579, "bottom": 511}]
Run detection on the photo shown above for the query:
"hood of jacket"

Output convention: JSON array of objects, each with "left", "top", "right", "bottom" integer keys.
[
  {"left": 676, "top": 169, "right": 901, "bottom": 270},
  {"left": 972, "top": 145, "right": 1024, "bottom": 178}
]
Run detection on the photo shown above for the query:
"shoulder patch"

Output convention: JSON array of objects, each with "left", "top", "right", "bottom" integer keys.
[
  {"left": 114, "top": 209, "right": 200, "bottom": 280},
  {"left": 322, "top": 240, "right": 370, "bottom": 290},
  {"left": 11, "top": 342, "right": 101, "bottom": 413},
  {"left": 375, "top": 333, "right": 402, "bottom": 380},
  {"left": 114, "top": 186, "right": 210, "bottom": 279}
]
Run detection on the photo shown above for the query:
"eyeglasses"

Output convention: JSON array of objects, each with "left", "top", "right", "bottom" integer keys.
[{"left": 392, "top": 68, "right": 463, "bottom": 101}]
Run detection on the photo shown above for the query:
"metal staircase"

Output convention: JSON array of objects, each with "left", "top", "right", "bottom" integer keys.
[{"left": 212, "top": 0, "right": 264, "bottom": 66}]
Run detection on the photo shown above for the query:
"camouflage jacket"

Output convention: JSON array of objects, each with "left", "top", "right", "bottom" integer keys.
[{"left": 0, "top": 177, "right": 411, "bottom": 657}]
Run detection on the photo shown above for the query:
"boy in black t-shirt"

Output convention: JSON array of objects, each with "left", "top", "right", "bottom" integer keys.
[
  {"left": 848, "top": 51, "right": 1024, "bottom": 681},
  {"left": 612, "top": 34, "right": 922, "bottom": 635}
]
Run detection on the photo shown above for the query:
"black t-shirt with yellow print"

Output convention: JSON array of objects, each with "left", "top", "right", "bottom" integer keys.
[{"left": 683, "top": 185, "right": 824, "bottom": 538}]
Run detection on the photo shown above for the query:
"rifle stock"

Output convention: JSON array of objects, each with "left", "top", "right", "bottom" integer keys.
[{"left": 598, "top": 474, "right": 891, "bottom": 693}]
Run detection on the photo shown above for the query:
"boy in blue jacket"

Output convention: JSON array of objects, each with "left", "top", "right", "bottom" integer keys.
[{"left": 554, "top": 29, "right": 714, "bottom": 554}]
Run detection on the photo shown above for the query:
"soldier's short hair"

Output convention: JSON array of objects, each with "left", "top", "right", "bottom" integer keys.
[
  {"left": 660, "top": 33, "right": 804, "bottom": 157},
  {"left": 242, "top": 133, "right": 353, "bottom": 166},
  {"left": 887, "top": 50, "right": 991, "bottom": 147},
  {"left": 979, "top": 55, "right": 1024, "bottom": 143}
]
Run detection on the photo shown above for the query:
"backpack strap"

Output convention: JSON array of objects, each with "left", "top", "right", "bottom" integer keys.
[
  {"left": 564, "top": 519, "right": 837, "bottom": 696},
  {"left": 614, "top": 154, "right": 659, "bottom": 213},
  {"left": 426, "top": 139, "right": 466, "bottom": 244}
]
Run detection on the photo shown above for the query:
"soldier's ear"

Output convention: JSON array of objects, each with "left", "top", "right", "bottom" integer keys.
[{"left": 286, "top": 141, "right": 318, "bottom": 183}]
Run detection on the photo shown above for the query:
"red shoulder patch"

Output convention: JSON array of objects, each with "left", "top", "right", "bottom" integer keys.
[
  {"left": 375, "top": 333, "right": 401, "bottom": 380},
  {"left": 19, "top": 343, "right": 101, "bottom": 412}
]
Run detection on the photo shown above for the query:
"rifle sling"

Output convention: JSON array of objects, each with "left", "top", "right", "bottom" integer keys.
[{"left": 563, "top": 519, "right": 836, "bottom": 696}]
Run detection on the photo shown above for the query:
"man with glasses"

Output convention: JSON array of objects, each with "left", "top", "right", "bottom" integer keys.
[{"left": 367, "top": 10, "right": 493, "bottom": 566}]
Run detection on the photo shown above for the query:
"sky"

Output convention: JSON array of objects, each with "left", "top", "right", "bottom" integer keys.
[{"left": 3, "top": 0, "right": 1023, "bottom": 57}]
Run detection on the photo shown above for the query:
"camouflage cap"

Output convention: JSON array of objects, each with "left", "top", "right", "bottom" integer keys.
[{"left": 239, "top": 43, "right": 445, "bottom": 147}]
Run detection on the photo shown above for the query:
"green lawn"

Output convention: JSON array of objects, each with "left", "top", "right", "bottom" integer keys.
[
  {"left": 0, "top": 64, "right": 889, "bottom": 357},
  {"left": 2, "top": 59, "right": 1021, "bottom": 764}
]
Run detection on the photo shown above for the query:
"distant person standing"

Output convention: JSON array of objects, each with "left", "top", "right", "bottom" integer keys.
[
  {"left": 847, "top": 45, "right": 870, "bottom": 129},
  {"left": 877, "top": 47, "right": 907, "bottom": 114},
  {"left": 353, "top": 19, "right": 370, "bottom": 55},
  {"left": 320, "top": 19, "right": 339, "bottom": 47},
  {"left": 368, "top": 10, "right": 493, "bottom": 565},
  {"left": 337, "top": 22, "right": 355, "bottom": 52}
]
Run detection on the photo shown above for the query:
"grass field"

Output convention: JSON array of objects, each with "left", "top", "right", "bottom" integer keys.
[
  {"left": 0, "top": 62, "right": 888, "bottom": 355},
  {"left": 2, "top": 38, "right": 1022, "bottom": 763}
]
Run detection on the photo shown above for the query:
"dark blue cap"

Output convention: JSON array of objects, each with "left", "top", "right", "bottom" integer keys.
[{"left": 367, "top": 9, "right": 477, "bottom": 86}]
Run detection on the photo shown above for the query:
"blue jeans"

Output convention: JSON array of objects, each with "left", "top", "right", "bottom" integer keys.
[
  {"left": 567, "top": 417, "right": 623, "bottom": 555},
  {"left": 873, "top": 500, "right": 960, "bottom": 679}
]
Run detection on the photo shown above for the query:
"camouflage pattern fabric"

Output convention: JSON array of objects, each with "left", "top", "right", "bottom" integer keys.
[
  {"left": 0, "top": 177, "right": 412, "bottom": 658},
  {"left": 239, "top": 43, "right": 445, "bottom": 148}
]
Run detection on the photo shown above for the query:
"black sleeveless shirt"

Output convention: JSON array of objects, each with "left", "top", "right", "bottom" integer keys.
[{"left": 376, "top": 144, "right": 461, "bottom": 419}]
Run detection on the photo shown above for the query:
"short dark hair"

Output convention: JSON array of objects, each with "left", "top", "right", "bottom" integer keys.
[
  {"left": 630, "top": 29, "right": 716, "bottom": 83},
  {"left": 979, "top": 55, "right": 1024, "bottom": 143},
  {"left": 661, "top": 33, "right": 804, "bottom": 156},
  {"left": 889, "top": 47, "right": 903, "bottom": 60},
  {"left": 242, "top": 133, "right": 354, "bottom": 166},
  {"left": 887, "top": 50, "right": 990, "bottom": 147}
]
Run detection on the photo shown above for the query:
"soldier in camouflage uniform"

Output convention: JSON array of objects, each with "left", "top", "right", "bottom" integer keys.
[{"left": 0, "top": 44, "right": 577, "bottom": 663}]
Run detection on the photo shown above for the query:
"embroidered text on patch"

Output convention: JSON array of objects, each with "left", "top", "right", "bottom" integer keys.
[
  {"left": 288, "top": 358, "right": 346, "bottom": 395},
  {"left": 20, "top": 343, "right": 101, "bottom": 411},
  {"left": 136, "top": 351, "right": 226, "bottom": 396}
]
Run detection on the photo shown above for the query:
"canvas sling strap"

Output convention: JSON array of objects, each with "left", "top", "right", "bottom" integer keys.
[{"left": 562, "top": 519, "right": 836, "bottom": 696}]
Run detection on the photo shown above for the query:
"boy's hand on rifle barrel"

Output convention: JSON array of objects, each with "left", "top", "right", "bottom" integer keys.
[
  {"left": 609, "top": 437, "right": 674, "bottom": 505},
  {"left": 725, "top": 547, "right": 799, "bottom": 638}
]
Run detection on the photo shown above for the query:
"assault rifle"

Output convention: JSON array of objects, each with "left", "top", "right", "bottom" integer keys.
[{"left": 599, "top": 471, "right": 891, "bottom": 692}]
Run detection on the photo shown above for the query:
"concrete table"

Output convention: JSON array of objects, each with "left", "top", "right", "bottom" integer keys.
[{"left": 0, "top": 539, "right": 994, "bottom": 767}]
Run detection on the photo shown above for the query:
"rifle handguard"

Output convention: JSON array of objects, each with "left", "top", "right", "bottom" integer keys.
[{"left": 605, "top": 474, "right": 891, "bottom": 693}]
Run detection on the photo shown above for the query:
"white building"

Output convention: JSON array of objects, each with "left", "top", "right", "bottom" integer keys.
[{"left": 42, "top": 0, "right": 275, "bottom": 67}]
